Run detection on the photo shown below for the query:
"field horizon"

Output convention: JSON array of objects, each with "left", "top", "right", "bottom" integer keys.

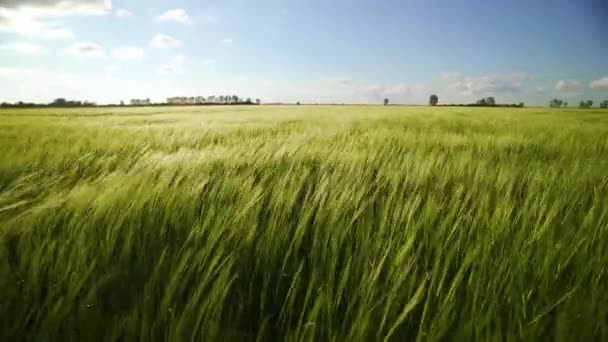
[{"left": 1, "top": 105, "right": 607, "bottom": 341}]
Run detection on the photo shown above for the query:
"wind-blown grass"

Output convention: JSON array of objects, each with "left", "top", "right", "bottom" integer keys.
[{"left": 1, "top": 105, "right": 607, "bottom": 341}]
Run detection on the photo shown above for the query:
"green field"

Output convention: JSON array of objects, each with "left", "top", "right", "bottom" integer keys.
[{"left": 1, "top": 106, "right": 607, "bottom": 341}]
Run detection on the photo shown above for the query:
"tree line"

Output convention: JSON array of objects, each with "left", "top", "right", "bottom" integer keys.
[
  {"left": 0, "top": 98, "right": 98, "bottom": 108},
  {"left": 550, "top": 99, "right": 608, "bottom": 109},
  {"left": 0, "top": 96, "right": 262, "bottom": 108},
  {"left": 383, "top": 95, "right": 523, "bottom": 107}
]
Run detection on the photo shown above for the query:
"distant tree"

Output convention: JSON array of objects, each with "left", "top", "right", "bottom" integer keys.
[
  {"left": 429, "top": 94, "right": 439, "bottom": 106},
  {"left": 579, "top": 101, "right": 587, "bottom": 108},
  {"left": 586, "top": 100, "right": 593, "bottom": 108},
  {"left": 255, "top": 98, "right": 261, "bottom": 105},
  {"left": 564, "top": 101, "right": 568, "bottom": 108},
  {"left": 384, "top": 98, "right": 389, "bottom": 106},
  {"left": 219, "top": 95, "right": 225, "bottom": 103},
  {"left": 246, "top": 97, "right": 252, "bottom": 104},
  {"left": 486, "top": 97, "right": 496, "bottom": 106},
  {"left": 297, "top": 101, "right": 301, "bottom": 105},
  {"left": 232, "top": 95, "right": 239, "bottom": 103},
  {"left": 120, "top": 100, "right": 125, "bottom": 106},
  {"left": 51, "top": 98, "right": 67, "bottom": 106},
  {"left": 518, "top": 102, "right": 525, "bottom": 108},
  {"left": 550, "top": 99, "right": 564, "bottom": 108},
  {"left": 477, "top": 98, "right": 487, "bottom": 106},
  {"left": 600, "top": 100, "right": 608, "bottom": 109}
]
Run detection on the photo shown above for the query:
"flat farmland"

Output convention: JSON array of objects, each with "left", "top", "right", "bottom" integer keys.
[{"left": 1, "top": 105, "right": 607, "bottom": 341}]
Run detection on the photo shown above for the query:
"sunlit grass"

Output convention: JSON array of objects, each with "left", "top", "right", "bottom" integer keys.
[{"left": 1, "top": 105, "right": 607, "bottom": 341}]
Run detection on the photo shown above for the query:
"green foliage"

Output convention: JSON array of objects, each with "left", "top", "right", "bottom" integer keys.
[
  {"left": 1, "top": 106, "right": 608, "bottom": 341},
  {"left": 550, "top": 99, "right": 564, "bottom": 108}
]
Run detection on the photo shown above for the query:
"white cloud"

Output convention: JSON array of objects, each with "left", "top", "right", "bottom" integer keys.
[
  {"left": 0, "top": 42, "right": 46, "bottom": 55},
  {"left": 150, "top": 34, "right": 182, "bottom": 48},
  {"left": 156, "top": 9, "right": 191, "bottom": 25},
  {"left": 446, "top": 73, "right": 526, "bottom": 96},
  {"left": 441, "top": 72, "right": 462, "bottom": 81},
  {"left": 0, "top": 1, "right": 111, "bottom": 40},
  {"left": 589, "top": 77, "right": 608, "bottom": 89},
  {"left": 528, "top": 87, "right": 545, "bottom": 95},
  {"left": 222, "top": 38, "right": 233, "bottom": 44},
  {"left": 0, "top": 66, "right": 35, "bottom": 78},
  {"left": 325, "top": 77, "right": 353, "bottom": 86},
  {"left": 265, "top": 78, "right": 431, "bottom": 104},
  {"left": 0, "top": 0, "right": 112, "bottom": 40},
  {"left": 0, "top": 9, "right": 74, "bottom": 39},
  {"left": 555, "top": 80, "right": 582, "bottom": 92},
  {"left": 105, "top": 64, "right": 119, "bottom": 75},
  {"left": 112, "top": 46, "right": 143, "bottom": 62},
  {"left": 0, "top": 0, "right": 112, "bottom": 17},
  {"left": 158, "top": 54, "right": 186, "bottom": 75},
  {"left": 64, "top": 42, "right": 105, "bottom": 58},
  {"left": 0, "top": 65, "right": 175, "bottom": 105},
  {"left": 115, "top": 8, "right": 133, "bottom": 18}
]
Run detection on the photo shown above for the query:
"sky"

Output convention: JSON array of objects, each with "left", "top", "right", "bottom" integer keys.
[{"left": 0, "top": 0, "right": 607, "bottom": 106}]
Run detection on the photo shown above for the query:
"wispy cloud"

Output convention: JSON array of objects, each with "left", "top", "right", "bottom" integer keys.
[
  {"left": 112, "top": 46, "right": 143, "bottom": 62},
  {"left": 589, "top": 77, "right": 608, "bottom": 89},
  {"left": 0, "top": 0, "right": 111, "bottom": 40},
  {"left": 156, "top": 9, "right": 191, "bottom": 25},
  {"left": 528, "top": 87, "right": 545, "bottom": 95},
  {"left": 555, "top": 80, "right": 582, "bottom": 92},
  {"left": 441, "top": 72, "right": 462, "bottom": 81},
  {"left": 0, "top": 65, "right": 171, "bottom": 104},
  {"left": 0, "top": 0, "right": 112, "bottom": 17},
  {"left": 0, "top": 42, "right": 46, "bottom": 55},
  {"left": 158, "top": 54, "right": 186, "bottom": 75},
  {"left": 150, "top": 34, "right": 182, "bottom": 48},
  {"left": 0, "top": 9, "right": 73, "bottom": 40},
  {"left": 325, "top": 77, "right": 353, "bottom": 86},
  {"left": 446, "top": 73, "right": 526, "bottom": 96},
  {"left": 65, "top": 42, "right": 105, "bottom": 58},
  {"left": 222, "top": 38, "right": 233, "bottom": 44},
  {"left": 115, "top": 8, "right": 133, "bottom": 18}
]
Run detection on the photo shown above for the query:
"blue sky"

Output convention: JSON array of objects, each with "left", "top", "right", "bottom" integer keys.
[{"left": 0, "top": 0, "right": 607, "bottom": 105}]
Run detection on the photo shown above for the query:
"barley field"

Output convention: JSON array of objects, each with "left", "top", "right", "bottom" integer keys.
[{"left": 1, "top": 105, "right": 607, "bottom": 341}]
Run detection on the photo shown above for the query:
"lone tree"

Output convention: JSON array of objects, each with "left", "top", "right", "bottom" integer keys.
[
  {"left": 255, "top": 98, "right": 261, "bottom": 105},
  {"left": 600, "top": 100, "right": 608, "bottom": 109},
  {"left": 429, "top": 94, "right": 439, "bottom": 106},
  {"left": 384, "top": 98, "right": 389, "bottom": 106},
  {"left": 486, "top": 97, "right": 496, "bottom": 106},
  {"left": 579, "top": 100, "right": 594, "bottom": 109},
  {"left": 550, "top": 99, "right": 564, "bottom": 108}
]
